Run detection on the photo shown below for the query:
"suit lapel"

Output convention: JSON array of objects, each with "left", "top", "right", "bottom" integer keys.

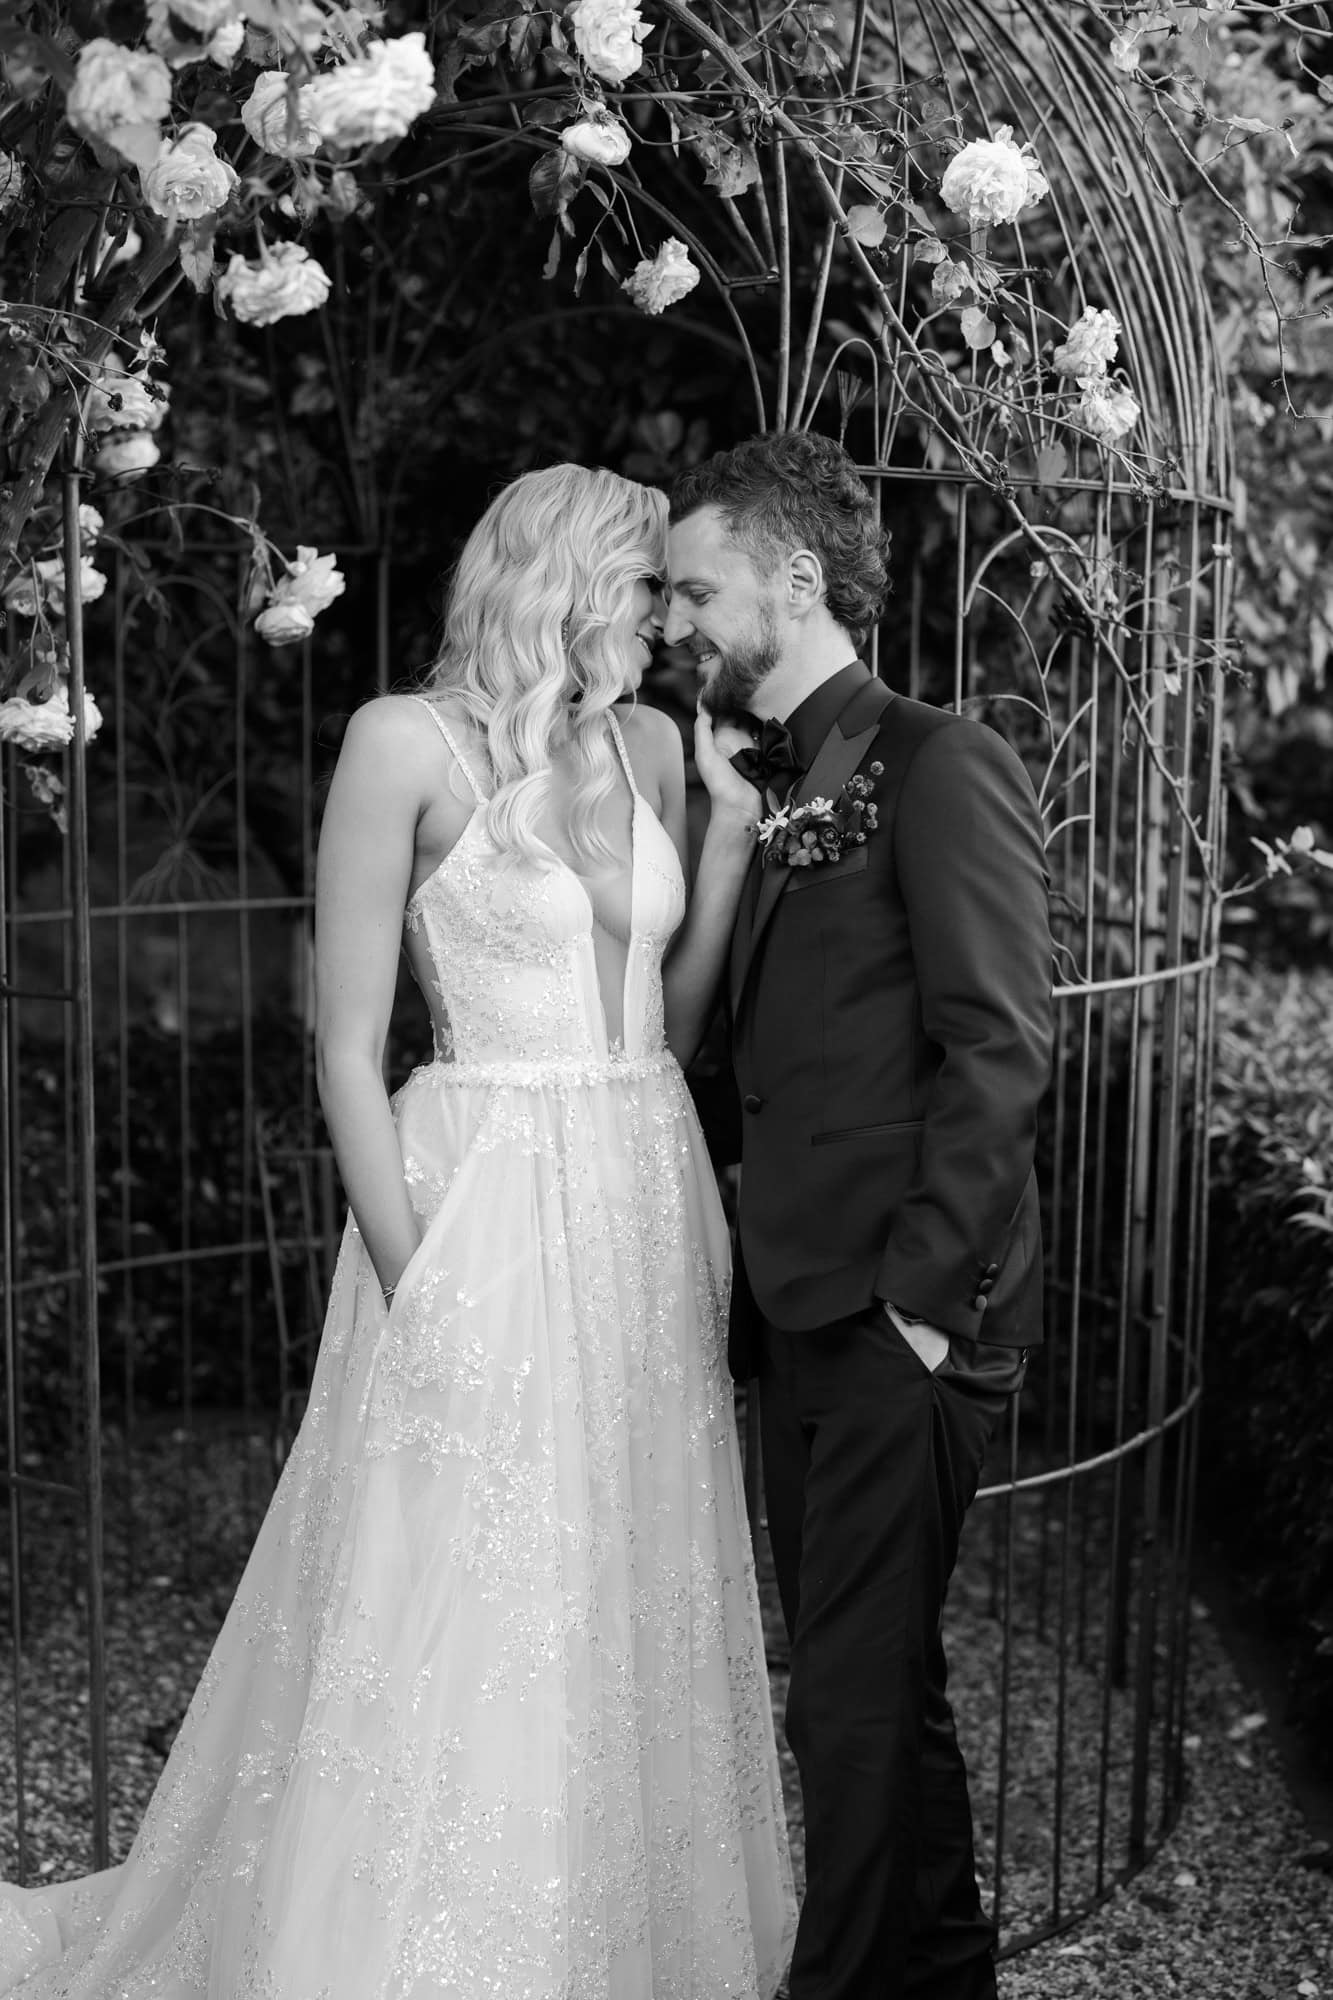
[{"left": 730, "top": 678, "right": 895, "bottom": 1014}]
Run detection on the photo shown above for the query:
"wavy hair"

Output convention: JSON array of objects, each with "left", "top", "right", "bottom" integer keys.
[
  {"left": 425, "top": 464, "right": 666, "bottom": 867},
  {"left": 669, "top": 431, "right": 891, "bottom": 638}
]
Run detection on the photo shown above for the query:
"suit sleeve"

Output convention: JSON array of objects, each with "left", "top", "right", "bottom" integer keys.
[{"left": 874, "top": 719, "right": 1054, "bottom": 1327}]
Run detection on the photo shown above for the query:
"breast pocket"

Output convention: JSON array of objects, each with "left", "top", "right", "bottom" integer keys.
[{"left": 785, "top": 844, "right": 871, "bottom": 894}]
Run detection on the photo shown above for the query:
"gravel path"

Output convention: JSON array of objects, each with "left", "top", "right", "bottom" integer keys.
[{"left": 2, "top": 1420, "right": 1331, "bottom": 1995}]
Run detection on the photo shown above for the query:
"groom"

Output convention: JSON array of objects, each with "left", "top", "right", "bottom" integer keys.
[{"left": 666, "top": 433, "right": 1053, "bottom": 2000}]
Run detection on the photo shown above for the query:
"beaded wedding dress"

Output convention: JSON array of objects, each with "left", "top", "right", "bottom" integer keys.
[{"left": 0, "top": 705, "right": 795, "bottom": 2000}]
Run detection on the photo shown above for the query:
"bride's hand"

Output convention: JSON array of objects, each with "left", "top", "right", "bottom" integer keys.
[{"left": 694, "top": 706, "right": 762, "bottom": 825}]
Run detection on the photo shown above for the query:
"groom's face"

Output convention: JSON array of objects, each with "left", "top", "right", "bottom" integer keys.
[{"left": 664, "top": 506, "right": 783, "bottom": 719}]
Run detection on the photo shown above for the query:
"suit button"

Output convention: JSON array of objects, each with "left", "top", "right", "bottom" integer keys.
[
  {"left": 972, "top": 1294, "right": 989, "bottom": 1313},
  {"left": 986, "top": 1262, "right": 999, "bottom": 1277},
  {"left": 979, "top": 1276, "right": 994, "bottom": 1294},
  {"left": 743, "top": 1093, "right": 764, "bottom": 1113}
]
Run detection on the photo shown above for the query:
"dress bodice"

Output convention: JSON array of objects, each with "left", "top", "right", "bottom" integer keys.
[{"left": 403, "top": 703, "right": 686, "bottom": 1068}]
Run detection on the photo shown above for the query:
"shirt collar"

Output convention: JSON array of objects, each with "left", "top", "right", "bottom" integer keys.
[{"left": 775, "top": 658, "right": 872, "bottom": 770}]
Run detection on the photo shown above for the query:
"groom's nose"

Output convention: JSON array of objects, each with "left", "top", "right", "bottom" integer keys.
[{"left": 662, "top": 596, "right": 692, "bottom": 646}]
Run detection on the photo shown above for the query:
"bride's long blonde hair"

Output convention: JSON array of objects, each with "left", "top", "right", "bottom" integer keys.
[{"left": 425, "top": 464, "right": 667, "bottom": 867}]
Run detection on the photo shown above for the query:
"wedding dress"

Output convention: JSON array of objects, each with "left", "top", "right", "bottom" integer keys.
[{"left": 0, "top": 704, "right": 795, "bottom": 1999}]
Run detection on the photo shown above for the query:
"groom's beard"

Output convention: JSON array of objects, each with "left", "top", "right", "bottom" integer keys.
[{"left": 697, "top": 607, "right": 781, "bottom": 720}]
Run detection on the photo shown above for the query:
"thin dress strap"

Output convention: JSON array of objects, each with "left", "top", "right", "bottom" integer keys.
[
  {"left": 408, "top": 695, "right": 490, "bottom": 802},
  {"left": 605, "top": 709, "right": 640, "bottom": 798}
]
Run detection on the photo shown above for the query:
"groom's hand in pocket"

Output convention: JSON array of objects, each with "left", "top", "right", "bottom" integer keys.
[{"left": 883, "top": 1301, "right": 949, "bottom": 1373}]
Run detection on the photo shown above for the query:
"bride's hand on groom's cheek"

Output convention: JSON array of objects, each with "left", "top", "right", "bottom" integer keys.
[{"left": 694, "top": 708, "right": 763, "bottom": 823}]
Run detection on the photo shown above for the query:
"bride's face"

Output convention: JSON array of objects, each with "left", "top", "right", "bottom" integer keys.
[{"left": 616, "top": 576, "right": 665, "bottom": 693}]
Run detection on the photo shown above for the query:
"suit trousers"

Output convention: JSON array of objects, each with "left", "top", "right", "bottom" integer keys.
[{"left": 757, "top": 1308, "right": 1023, "bottom": 2000}]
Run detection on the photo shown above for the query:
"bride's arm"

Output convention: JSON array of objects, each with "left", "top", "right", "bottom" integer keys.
[
  {"left": 314, "top": 700, "right": 433, "bottom": 1299},
  {"left": 656, "top": 706, "right": 759, "bottom": 1070}
]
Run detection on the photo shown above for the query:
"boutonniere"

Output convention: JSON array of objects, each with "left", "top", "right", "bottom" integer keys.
[{"left": 756, "top": 762, "right": 883, "bottom": 869}]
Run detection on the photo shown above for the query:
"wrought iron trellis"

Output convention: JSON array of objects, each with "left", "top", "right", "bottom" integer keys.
[{"left": 1, "top": 0, "right": 1230, "bottom": 1960}]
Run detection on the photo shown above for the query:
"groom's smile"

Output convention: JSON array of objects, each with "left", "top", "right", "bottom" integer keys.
[{"left": 665, "top": 505, "right": 783, "bottom": 717}]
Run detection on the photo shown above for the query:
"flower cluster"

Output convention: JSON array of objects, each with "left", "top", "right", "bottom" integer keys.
[
  {"left": 940, "top": 126, "right": 1049, "bottom": 230},
  {"left": 622, "top": 238, "right": 700, "bottom": 315},
  {"left": 756, "top": 767, "right": 882, "bottom": 870},
  {"left": 1054, "top": 306, "right": 1141, "bottom": 447},
  {"left": 255, "top": 545, "right": 345, "bottom": 645},
  {"left": 57, "top": 27, "right": 436, "bottom": 330},
  {"left": 86, "top": 341, "right": 170, "bottom": 479}
]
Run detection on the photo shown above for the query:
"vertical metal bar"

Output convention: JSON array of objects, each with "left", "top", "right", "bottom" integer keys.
[
  {"left": 62, "top": 466, "right": 109, "bottom": 1868},
  {"left": 989, "top": 1405, "right": 1021, "bottom": 1937},
  {"left": 235, "top": 573, "right": 256, "bottom": 1520},
  {"left": 177, "top": 907, "right": 194, "bottom": 1585},
  {"left": 0, "top": 758, "right": 29, "bottom": 1881},
  {"left": 113, "top": 553, "right": 136, "bottom": 1595}
]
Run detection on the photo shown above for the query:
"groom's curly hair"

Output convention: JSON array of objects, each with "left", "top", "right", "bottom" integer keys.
[{"left": 669, "top": 432, "right": 891, "bottom": 639}]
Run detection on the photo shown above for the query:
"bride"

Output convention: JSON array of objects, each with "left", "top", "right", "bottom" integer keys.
[{"left": 0, "top": 464, "right": 795, "bottom": 1998}]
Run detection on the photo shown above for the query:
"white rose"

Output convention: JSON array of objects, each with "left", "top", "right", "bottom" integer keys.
[
  {"left": 206, "top": 18, "right": 245, "bottom": 65},
  {"left": 1289, "top": 824, "right": 1316, "bottom": 854},
  {"left": 930, "top": 257, "right": 970, "bottom": 306},
  {"left": 267, "top": 546, "right": 345, "bottom": 621},
  {"left": 168, "top": 0, "right": 240, "bottom": 31},
  {"left": 94, "top": 430, "right": 162, "bottom": 477},
  {"left": 46, "top": 558, "right": 107, "bottom": 614},
  {"left": 622, "top": 237, "right": 700, "bottom": 315},
  {"left": 1075, "top": 378, "right": 1141, "bottom": 446},
  {"left": 0, "top": 687, "right": 102, "bottom": 751},
  {"left": 255, "top": 601, "right": 316, "bottom": 645},
  {"left": 1109, "top": 27, "right": 1144, "bottom": 72},
  {"left": 3, "top": 556, "right": 106, "bottom": 616},
  {"left": 940, "top": 125, "right": 1048, "bottom": 228},
  {"left": 65, "top": 39, "right": 173, "bottom": 159},
  {"left": 303, "top": 33, "right": 436, "bottom": 150},
  {"left": 145, "top": 0, "right": 243, "bottom": 64},
  {"left": 215, "top": 242, "right": 331, "bottom": 326},
  {"left": 79, "top": 504, "right": 104, "bottom": 546},
  {"left": 87, "top": 360, "right": 168, "bottom": 434},
  {"left": 0, "top": 148, "right": 25, "bottom": 215},
  {"left": 242, "top": 72, "right": 320, "bottom": 157},
  {"left": 569, "top": 0, "right": 647, "bottom": 85},
  {"left": 1053, "top": 306, "right": 1120, "bottom": 380},
  {"left": 561, "top": 114, "right": 632, "bottom": 166},
  {"left": 141, "top": 122, "right": 238, "bottom": 220}
]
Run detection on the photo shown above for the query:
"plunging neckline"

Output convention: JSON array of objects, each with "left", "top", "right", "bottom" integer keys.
[{"left": 404, "top": 717, "right": 647, "bottom": 1056}]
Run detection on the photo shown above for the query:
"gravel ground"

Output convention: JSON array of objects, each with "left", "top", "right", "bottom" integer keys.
[{"left": 2, "top": 1418, "right": 1331, "bottom": 1996}]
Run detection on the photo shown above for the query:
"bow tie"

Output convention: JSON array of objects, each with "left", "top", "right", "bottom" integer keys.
[{"left": 729, "top": 716, "right": 801, "bottom": 794}]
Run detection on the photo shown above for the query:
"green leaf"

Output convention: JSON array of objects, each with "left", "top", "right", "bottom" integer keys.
[
  {"left": 528, "top": 148, "right": 583, "bottom": 217},
  {"left": 507, "top": 4, "right": 546, "bottom": 67},
  {"left": 178, "top": 218, "right": 216, "bottom": 294},
  {"left": 844, "top": 204, "right": 887, "bottom": 247}
]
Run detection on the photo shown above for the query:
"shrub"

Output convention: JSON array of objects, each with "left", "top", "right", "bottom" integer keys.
[{"left": 1201, "top": 960, "right": 1333, "bottom": 1760}]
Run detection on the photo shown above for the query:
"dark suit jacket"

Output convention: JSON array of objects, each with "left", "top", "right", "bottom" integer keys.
[{"left": 728, "top": 662, "right": 1054, "bottom": 1378}]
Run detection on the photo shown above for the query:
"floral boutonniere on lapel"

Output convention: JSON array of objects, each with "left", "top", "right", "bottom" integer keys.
[{"left": 756, "top": 762, "right": 883, "bottom": 870}]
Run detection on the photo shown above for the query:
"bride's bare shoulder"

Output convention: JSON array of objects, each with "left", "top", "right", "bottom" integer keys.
[{"left": 344, "top": 692, "right": 484, "bottom": 762}]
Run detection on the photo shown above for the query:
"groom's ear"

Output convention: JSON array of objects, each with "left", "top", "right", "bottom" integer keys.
[{"left": 787, "top": 547, "right": 824, "bottom": 616}]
